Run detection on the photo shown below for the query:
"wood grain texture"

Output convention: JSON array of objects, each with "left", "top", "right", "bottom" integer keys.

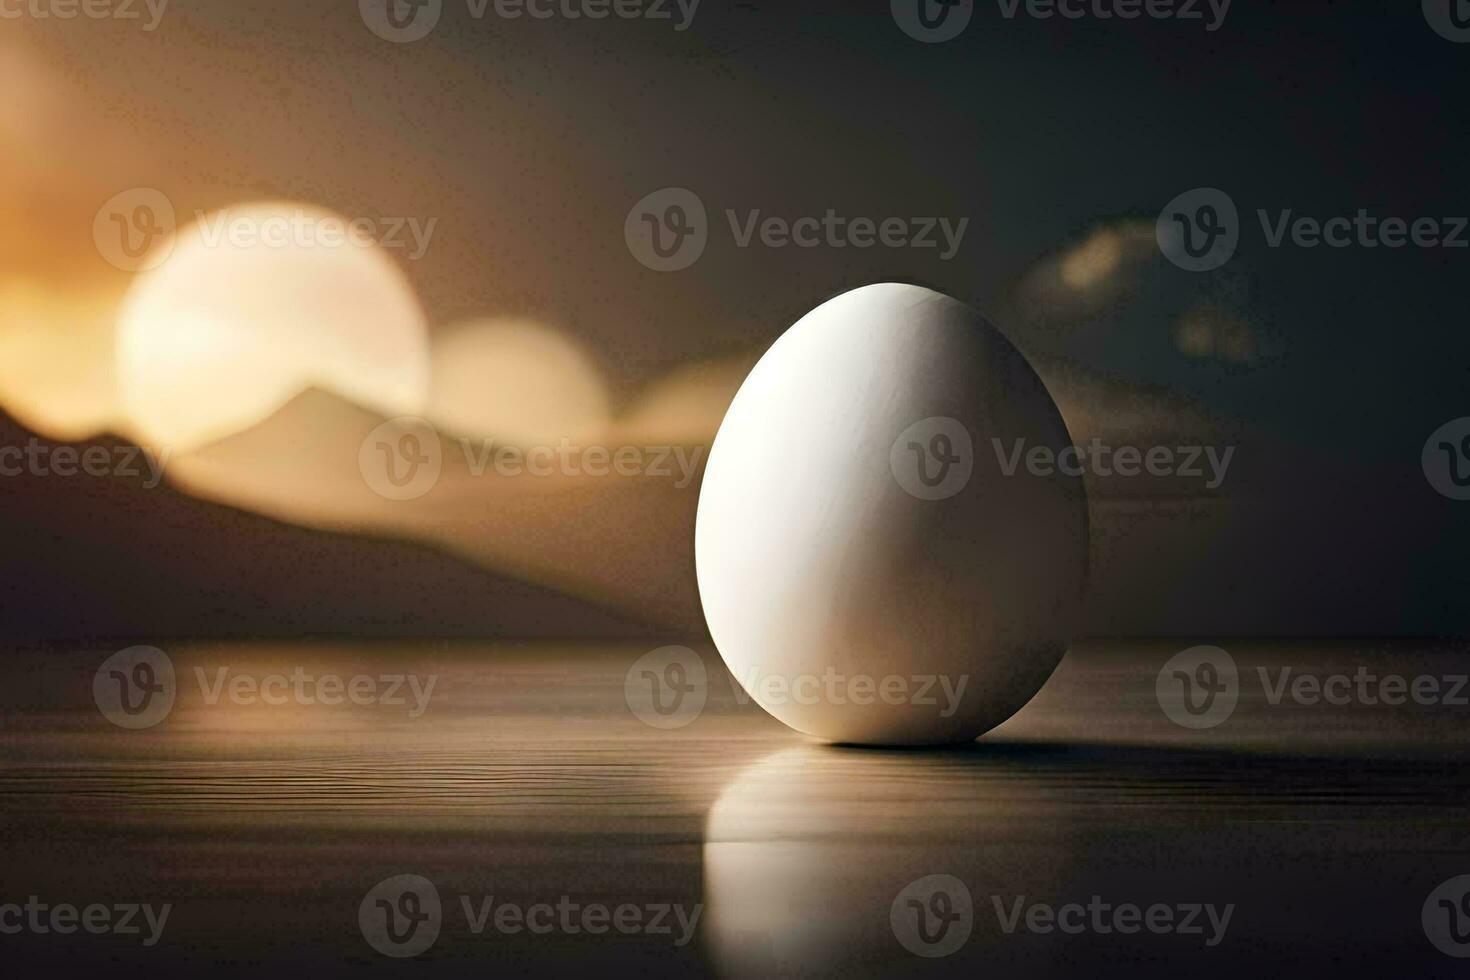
[{"left": 2, "top": 638, "right": 1469, "bottom": 977}]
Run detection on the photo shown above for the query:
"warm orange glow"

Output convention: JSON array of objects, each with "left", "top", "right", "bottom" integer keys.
[
  {"left": 0, "top": 280, "right": 123, "bottom": 440},
  {"left": 428, "top": 318, "right": 610, "bottom": 446},
  {"left": 116, "top": 202, "right": 430, "bottom": 451}
]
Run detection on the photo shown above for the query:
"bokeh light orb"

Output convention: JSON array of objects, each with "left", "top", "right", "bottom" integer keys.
[{"left": 116, "top": 201, "right": 430, "bottom": 451}]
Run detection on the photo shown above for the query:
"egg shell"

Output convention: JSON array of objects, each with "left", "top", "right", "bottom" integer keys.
[{"left": 695, "top": 283, "right": 1087, "bottom": 745}]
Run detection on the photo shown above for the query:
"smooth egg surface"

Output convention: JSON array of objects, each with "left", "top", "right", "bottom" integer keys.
[{"left": 695, "top": 283, "right": 1087, "bottom": 745}]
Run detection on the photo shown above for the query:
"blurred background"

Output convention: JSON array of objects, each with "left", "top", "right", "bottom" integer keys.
[{"left": 2, "top": 0, "right": 1467, "bottom": 641}]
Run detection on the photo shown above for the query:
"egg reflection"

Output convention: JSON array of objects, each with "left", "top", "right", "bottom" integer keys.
[{"left": 702, "top": 746, "right": 1077, "bottom": 977}]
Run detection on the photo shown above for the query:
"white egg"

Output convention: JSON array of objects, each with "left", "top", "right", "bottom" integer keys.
[{"left": 695, "top": 283, "right": 1087, "bottom": 746}]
